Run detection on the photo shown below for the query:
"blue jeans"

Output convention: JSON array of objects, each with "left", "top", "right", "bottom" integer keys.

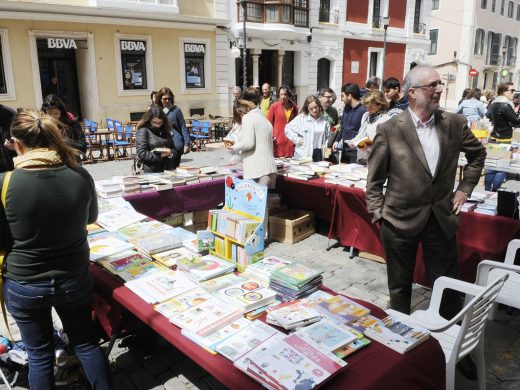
[
  {"left": 4, "top": 272, "right": 111, "bottom": 390},
  {"left": 485, "top": 169, "right": 507, "bottom": 191}
]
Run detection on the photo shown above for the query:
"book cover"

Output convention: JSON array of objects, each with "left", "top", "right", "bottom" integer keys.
[
  {"left": 333, "top": 337, "right": 371, "bottom": 359},
  {"left": 197, "top": 273, "right": 246, "bottom": 294},
  {"left": 125, "top": 270, "right": 198, "bottom": 304},
  {"left": 215, "top": 321, "right": 283, "bottom": 362},
  {"left": 271, "top": 263, "right": 323, "bottom": 288},
  {"left": 132, "top": 232, "right": 183, "bottom": 255},
  {"left": 267, "top": 300, "right": 322, "bottom": 329},
  {"left": 182, "top": 317, "right": 251, "bottom": 352},
  {"left": 348, "top": 315, "right": 384, "bottom": 333},
  {"left": 316, "top": 295, "right": 371, "bottom": 324},
  {"left": 88, "top": 236, "right": 134, "bottom": 262},
  {"left": 186, "top": 255, "right": 236, "bottom": 282},
  {"left": 197, "top": 230, "right": 216, "bottom": 252},
  {"left": 154, "top": 287, "right": 212, "bottom": 319},
  {"left": 153, "top": 247, "right": 201, "bottom": 269},
  {"left": 364, "top": 312, "right": 430, "bottom": 354},
  {"left": 216, "top": 280, "right": 276, "bottom": 312},
  {"left": 294, "top": 319, "right": 357, "bottom": 352},
  {"left": 169, "top": 298, "right": 243, "bottom": 337}
]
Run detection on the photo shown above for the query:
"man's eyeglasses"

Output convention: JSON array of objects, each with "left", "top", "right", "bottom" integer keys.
[
  {"left": 411, "top": 81, "right": 445, "bottom": 91},
  {"left": 321, "top": 95, "right": 334, "bottom": 99}
]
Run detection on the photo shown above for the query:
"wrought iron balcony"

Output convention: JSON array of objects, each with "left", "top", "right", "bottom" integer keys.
[
  {"left": 413, "top": 22, "right": 426, "bottom": 34},
  {"left": 319, "top": 7, "right": 339, "bottom": 24}
]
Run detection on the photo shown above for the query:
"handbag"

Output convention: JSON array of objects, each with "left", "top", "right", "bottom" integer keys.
[
  {"left": 0, "top": 171, "right": 13, "bottom": 339},
  {"left": 132, "top": 157, "right": 144, "bottom": 175}
]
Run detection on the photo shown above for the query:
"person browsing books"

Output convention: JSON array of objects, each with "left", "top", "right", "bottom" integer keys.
[
  {"left": 354, "top": 91, "right": 390, "bottom": 164},
  {"left": 0, "top": 109, "right": 111, "bottom": 389},
  {"left": 366, "top": 65, "right": 486, "bottom": 320},
  {"left": 285, "top": 95, "right": 330, "bottom": 162},
  {"left": 136, "top": 105, "right": 177, "bottom": 173},
  {"left": 226, "top": 91, "right": 277, "bottom": 188},
  {"left": 267, "top": 85, "right": 298, "bottom": 157}
]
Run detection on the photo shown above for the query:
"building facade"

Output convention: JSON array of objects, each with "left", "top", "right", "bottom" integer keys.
[
  {"left": 427, "top": 0, "right": 520, "bottom": 108},
  {"left": 0, "top": 0, "right": 227, "bottom": 122},
  {"left": 226, "top": 0, "right": 430, "bottom": 109}
]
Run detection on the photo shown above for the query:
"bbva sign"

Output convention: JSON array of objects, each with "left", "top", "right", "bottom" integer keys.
[
  {"left": 47, "top": 38, "right": 77, "bottom": 49},
  {"left": 184, "top": 43, "right": 205, "bottom": 54},
  {"left": 121, "top": 41, "right": 146, "bottom": 51}
]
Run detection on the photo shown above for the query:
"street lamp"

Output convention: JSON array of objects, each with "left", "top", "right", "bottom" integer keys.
[
  {"left": 380, "top": 16, "right": 390, "bottom": 92},
  {"left": 501, "top": 46, "right": 508, "bottom": 83},
  {"left": 241, "top": 0, "right": 248, "bottom": 90}
]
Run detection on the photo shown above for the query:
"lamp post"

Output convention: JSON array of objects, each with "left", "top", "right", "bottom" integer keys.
[
  {"left": 380, "top": 16, "right": 390, "bottom": 92},
  {"left": 501, "top": 46, "right": 507, "bottom": 83},
  {"left": 241, "top": 0, "right": 248, "bottom": 90}
]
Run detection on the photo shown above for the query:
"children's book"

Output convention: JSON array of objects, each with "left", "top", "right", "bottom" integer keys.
[
  {"left": 301, "top": 290, "right": 335, "bottom": 308},
  {"left": 88, "top": 236, "right": 134, "bottom": 262},
  {"left": 131, "top": 232, "right": 183, "bottom": 255},
  {"left": 333, "top": 337, "right": 371, "bottom": 359},
  {"left": 181, "top": 317, "right": 251, "bottom": 353},
  {"left": 118, "top": 220, "right": 173, "bottom": 241},
  {"left": 197, "top": 230, "right": 216, "bottom": 252},
  {"left": 125, "top": 270, "right": 198, "bottom": 304},
  {"left": 270, "top": 262, "right": 323, "bottom": 289},
  {"left": 294, "top": 319, "right": 358, "bottom": 352},
  {"left": 215, "top": 280, "right": 276, "bottom": 312},
  {"left": 364, "top": 310, "right": 430, "bottom": 354},
  {"left": 348, "top": 315, "right": 384, "bottom": 333},
  {"left": 266, "top": 299, "right": 322, "bottom": 330},
  {"left": 185, "top": 255, "right": 236, "bottom": 282},
  {"left": 154, "top": 287, "right": 212, "bottom": 319},
  {"left": 244, "top": 256, "right": 293, "bottom": 282},
  {"left": 96, "top": 206, "right": 147, "bottom": 232},
  {"left": 316, "top": 295, "right": 371, "bottom": 325},
  {"left": 153, "top": 247, "right": 201, "bottom": 270},
  {"left": 215, "top": 320, "right": 284, "bottom": 362},
  {"left": 197, "top": 273, "right": 246, "bottom": 294},
  {"left": 169, "top": 298, "right": 243, "bottom": 337},
  {"left": 97, "top": 250, "right": 162, "bottom": 281},
  {"left": 234, "top": 334, "right": 347, "bottom": 390}
]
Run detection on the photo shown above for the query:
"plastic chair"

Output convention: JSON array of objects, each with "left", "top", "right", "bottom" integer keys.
[
  {"left": 476, "top": 239, "right": 520, "bottom": 320},
  {"left": 190, "top": 120, "right": 208, "bottom": 151},
  {"left": 112, "top": 124, "right": 133, "bottom": 160},
  {"left": 106, "top": 118, "right": 114, "bottom": 131},
  {"left": 387, "top": 274, "right": 509, "bottom": 390}
]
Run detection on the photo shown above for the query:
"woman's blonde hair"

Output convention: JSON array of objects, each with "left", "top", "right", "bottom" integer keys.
[
  {"left": 232, "top": 99, "right": 256, "bottom": 125},
  {"left": 10, "top": 109, "right": 79, "bottom": 166},
  {"left": 362, "top": 90, "right": 389, "bottom": 110}
]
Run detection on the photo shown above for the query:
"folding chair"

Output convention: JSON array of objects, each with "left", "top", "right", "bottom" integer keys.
[{"left": 113, "top": 124, "right": 133, "bottom": 160}]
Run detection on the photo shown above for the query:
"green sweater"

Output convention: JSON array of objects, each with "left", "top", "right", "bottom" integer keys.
[{"left": 0, "top": 165, "right": 98, "bottom": 281}]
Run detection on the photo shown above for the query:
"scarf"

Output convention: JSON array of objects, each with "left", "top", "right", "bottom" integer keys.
[
  {"left": 492, "top": 95, "right": 515, "bottom": 109},
  {"left": 13, "top": 148, "right": 63, "bottom": 169},
  {"left": 367, "top": 111, "right": 386, "bottom": 124}
]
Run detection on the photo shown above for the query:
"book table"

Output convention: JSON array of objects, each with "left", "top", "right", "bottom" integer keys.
[
  {"left": 90, "top": 263, "right": 445, "bottom": 389},
  {"left": 277, "top": 175, "right": 520, "bottom": 287},
  {"left": 123, "top": 178, "right": 225, "bottom": 219}
]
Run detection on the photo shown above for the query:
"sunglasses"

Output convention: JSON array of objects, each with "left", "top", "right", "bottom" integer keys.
[
  {"left": 411, "top": 81, "right": 445, "bottom": 91},
  {"left": 507, "top": 89, "right": 516, "bottom": 93}
]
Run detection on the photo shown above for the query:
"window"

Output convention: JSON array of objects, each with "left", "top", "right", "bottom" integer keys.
[
  {"left": 0, "top": 30, "right": 15, "bottom": 100},
  {"left": 507, "top": 1, "right": 514, "bottom": 17},
  {"left": 429, "top": 29, "right": 438, "bottom": 55},
  {"left": 413, "top": 0, "right": 423, "bottom": 33},
  {"left": 179, "top": 38, "right": 211, "bottom": 93},
  {"left": 114, "top": 34, "right": 153, "bottom": 95},
  {"left": 183, "top": 42, "right": 206, "bottom": 89},
  {"left": 517, "top": 4, "right": 520, "bottom": 20},
  {"left": 481, "top": 0, "right": 487, "bottom": 8},
  {"left": 474, "top": 28, "right": 485, "bottom": 55},
  {"left": 500, "top": 0, "right": 505, "bottom": 14},
  {"left": 491, "top": 0, "right": 496, "bottom": 12},
  {"left": 505, "top": 35, "right": 517, "bottom": 66},
  {"left": 488, "top": 32, "right": 502, "bottom": 65},
  {"left": 372, "top": 0, "right": 381, "bottom": 28},
  {"left": 432, "top": 0, "right": 439, "bottom": 10},
  {"left": 367, "top": 48, "right": 383, "bottom": 79}
]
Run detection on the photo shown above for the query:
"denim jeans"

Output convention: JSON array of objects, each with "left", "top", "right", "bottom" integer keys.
[
  {"left": 485, "top": 169, "right": 507, "bottom": 191},
  {"left": 4, "top": 272, "right": 111, "bottom": 390}
]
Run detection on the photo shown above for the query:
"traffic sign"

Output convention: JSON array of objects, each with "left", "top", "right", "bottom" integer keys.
[
  {"left": 501, "top": 69, "right": 509, "bottom": 77},
  {"left": 469, "top": 68, "right": 478, "bottom": 77}
]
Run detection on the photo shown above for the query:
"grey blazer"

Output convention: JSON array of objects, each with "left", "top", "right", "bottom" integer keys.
[{"left": 366, "top": 109, "right": 486, "bottom": 238}]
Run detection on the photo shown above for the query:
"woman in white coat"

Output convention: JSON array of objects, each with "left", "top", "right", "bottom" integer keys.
[
  {"left": 226, "top": 99, "right": 277, "bottom": 188},
  {"left": 285, "top": 95, "right": 329, "bottom": 162}
]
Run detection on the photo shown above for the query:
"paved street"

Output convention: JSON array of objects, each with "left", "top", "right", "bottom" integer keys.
[{"left": 6, "top": 144, "right": 520, "bottom": 389}]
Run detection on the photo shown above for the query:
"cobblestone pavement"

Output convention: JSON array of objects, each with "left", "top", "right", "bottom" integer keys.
[{"left": 5, "top": 145, "right": 520, "bottom": 389}]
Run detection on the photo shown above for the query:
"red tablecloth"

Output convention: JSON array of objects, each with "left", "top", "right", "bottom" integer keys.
[
  {"left": 278, "top": 176, "right": 520, "bottom": 287},
  {"left": 90, "top": 264, "right": 445, "bottom": 389},
  {"left": 123, "top": 179, "right": 225, "bottom": 219}
]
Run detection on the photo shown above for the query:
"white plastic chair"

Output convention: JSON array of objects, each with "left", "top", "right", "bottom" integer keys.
[
  {"left": 387, "top": 274, "right": 509, "bottom": 390},
  {"left": 476, "top": 239, "right": 520, "bottom": 320}
]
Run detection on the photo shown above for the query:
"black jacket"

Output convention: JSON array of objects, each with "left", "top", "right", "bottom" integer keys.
[
  {"left": 136, "top": 127, "right": 176, "bottom": 172},
  {"left": 487, "top": 96, "right": 520, "bottom": 140},
  {"left": 0, "top": 105, "right": 16, "bottom": 173},
  {"left": 64, "top": 119, "right": 87, "bottom": 154}
]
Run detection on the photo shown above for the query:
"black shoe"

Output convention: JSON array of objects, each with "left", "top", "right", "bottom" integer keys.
[{"left": 456, "top": 355, "right": 478, "bottom": 381}]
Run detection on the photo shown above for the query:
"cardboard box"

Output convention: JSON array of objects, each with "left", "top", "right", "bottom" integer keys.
[
  {"left": 486, "top": 144, "right": 512, "bottom": 159},
  {"left": 269, "top": 209, "right": 315, "bottom": 244}
]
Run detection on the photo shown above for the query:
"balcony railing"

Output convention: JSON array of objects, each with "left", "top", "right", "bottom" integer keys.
[
  {"left": 413, "top": 22, "right": 426, "bottom": 34},
  {"left": 237, "top": 0, "right": 309, "bottom": 27},
  {"left": 319, "top": 7, "right": 339, "bottom": 24}
]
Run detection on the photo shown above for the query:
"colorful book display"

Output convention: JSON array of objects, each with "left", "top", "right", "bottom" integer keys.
[
  {"left": 316, "top": 295, "right": 371, "bottom": 324},
  {"left": 215, "top": 279, "right": 277, "bottom": 313},
  {"left": 269, "top": 262, "right": 324, "bottom": 302},
  {"left": 266, "top": 299, "right": 322, "bottom": 330},
  {"left": 207, "top": 176, "right": 267, "bottom": 272}
]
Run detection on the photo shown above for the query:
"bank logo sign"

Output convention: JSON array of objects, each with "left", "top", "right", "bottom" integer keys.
[
  {"left": 47, "top": 38, "right": 77, "bottom": 49},
  {"left": 120, "top": 41, "right": 146, "bottom": 51},
  {"left": 184, "top": 43, "right": 205, "bottom": 54}
]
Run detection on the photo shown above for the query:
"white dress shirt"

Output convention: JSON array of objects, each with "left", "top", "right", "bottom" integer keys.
[{"left": 409, "top": 108, "right": 440, "bottom": 176}]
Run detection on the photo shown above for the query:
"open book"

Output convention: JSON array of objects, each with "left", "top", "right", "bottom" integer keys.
[
  {"left": 345, "top": 133, "right": 372, "bottom": 148},
  {"left": 152, "top": 147, "right": 171, "bottom": 153}
]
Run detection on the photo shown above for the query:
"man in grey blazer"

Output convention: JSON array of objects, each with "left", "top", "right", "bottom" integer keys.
[{"left": 366, "top": 65, "right": 486, "bottom": 319}]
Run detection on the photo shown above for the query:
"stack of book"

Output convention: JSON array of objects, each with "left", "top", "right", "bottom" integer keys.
[
  {"left": 131, "top": 231, "right": 183, "bottom": 256},
  {"left": 266, "top": 299, "right": 322, "bottom": 329},
  {"left": 269, "top": 262, "right": 323, "bottom": 302},
  {"left": 234, "top": 333, "right": 347, "bottom": 390},
  {"left": 112, "top": 175, "right": 140, "bottom": 195},
  {"left": 125, "top": 270, "right": 198, "bottom": 304},
  {"left": 243, "top": 256, "right": 293, "bottom": 283},
  {"left": 88, "top": 235, "right": 134, "bottom": 262},
  {"left": 96, "top": 249, "right": 163, "bottom": 282},
  {"left": 152, "top": 247, "right": 202, "bottom": 270},
  {"left": 474, "top": 192, "right": 498, "bottom": 215}
]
